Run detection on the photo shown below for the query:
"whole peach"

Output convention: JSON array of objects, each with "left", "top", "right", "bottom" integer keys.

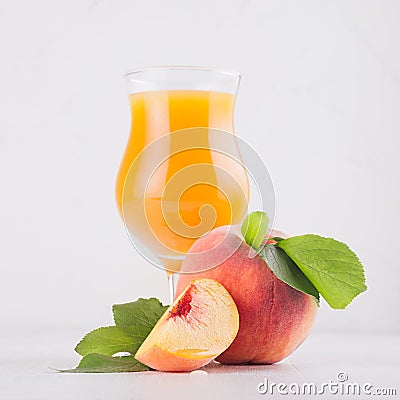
[{"left": 175, "top": 227, "right": 318, "bottom": 364}]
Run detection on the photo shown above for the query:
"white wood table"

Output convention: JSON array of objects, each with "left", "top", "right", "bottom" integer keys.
[{"left": 1, "top": 329, "right": 399, "bottom": 399}]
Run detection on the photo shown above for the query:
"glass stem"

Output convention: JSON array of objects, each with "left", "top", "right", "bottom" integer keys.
[{"left": 167, "top": 273, "right": 175, "bottom": 304}]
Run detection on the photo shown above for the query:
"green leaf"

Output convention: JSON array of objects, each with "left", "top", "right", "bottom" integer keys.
[
  {"left": 60, "top": 353, "right": 150, "bottom": 373},
  {"left": 277, "top": 235, "right": 367, "bottom": 309},
  {"left": 259, "top": 244, "right": 320, "bottom": 303},
  {"left": 112, "top": 298, "right": 168, "bottom": 336},
  {"left": 75, "top": 326, "right": 144, "bottom": 357},
  {"left": 269, "top": 237, "right": 284, "bottom": 242},
  {"left": 241, "top": 211, "right": 269, "bottom": 249},
  {"left": 60, "top": 297, "right": 168, "bottom": 373}
]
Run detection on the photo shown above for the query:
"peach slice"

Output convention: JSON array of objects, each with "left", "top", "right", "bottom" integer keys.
[{"left": 134, "top": 278, "right": 239, "bottom": 372}]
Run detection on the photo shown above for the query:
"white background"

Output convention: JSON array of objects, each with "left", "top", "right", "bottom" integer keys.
[{"left": 1, "top": 0, "right": 399, "bottom": 338}]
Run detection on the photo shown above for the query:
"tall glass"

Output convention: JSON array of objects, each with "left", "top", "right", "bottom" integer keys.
[{"left": 115, "top": 67, "right": 249, "bottom": 300}]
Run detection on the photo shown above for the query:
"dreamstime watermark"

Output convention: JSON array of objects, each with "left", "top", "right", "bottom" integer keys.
[{"left": 257, "top": 372, "right": 397, "bottom": 396}]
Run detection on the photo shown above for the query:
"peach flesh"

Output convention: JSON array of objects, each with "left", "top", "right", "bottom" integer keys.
[
  {"left": 176, "top": 227, "right": 318, "bottom": 364},
  {"left": 135, "top": 278, "right": 239, "bottom": 372}
]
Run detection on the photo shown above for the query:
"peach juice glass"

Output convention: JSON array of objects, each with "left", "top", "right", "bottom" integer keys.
[{"left": 115, "top": 67, "right": 249, "bottom": 300}]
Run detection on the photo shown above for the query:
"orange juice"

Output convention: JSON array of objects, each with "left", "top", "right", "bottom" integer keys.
[{"left": 116, "top": 90, "right": 249, "bottom": 271}]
